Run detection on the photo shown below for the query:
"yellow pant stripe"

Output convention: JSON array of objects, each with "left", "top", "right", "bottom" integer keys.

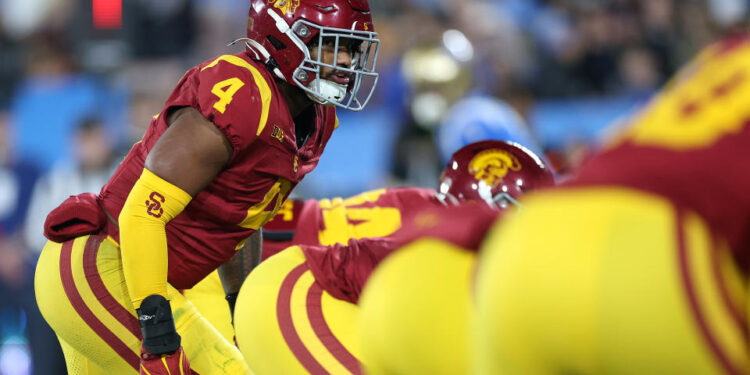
[{"left": 680, "top": 211, "right": 750, "bottom": 373}]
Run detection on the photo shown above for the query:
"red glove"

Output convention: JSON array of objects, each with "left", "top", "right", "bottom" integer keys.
[{"left": 139, "top": 346, "right": 191, "bottom": 375}]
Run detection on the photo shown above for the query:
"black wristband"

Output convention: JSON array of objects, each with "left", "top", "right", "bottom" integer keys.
[
  {"left": 226, "top": 292, "right": 239, "bottom": 322},
  {"left": 137, "top": 295, "right": 181, "bottom": 355}
]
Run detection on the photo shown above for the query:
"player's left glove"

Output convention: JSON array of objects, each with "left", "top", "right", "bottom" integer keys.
[
  {"left": 137, "top": 295, "right": 192, "bottom": 375},
  {"left": 139, "top": 346, "right": 190, "bottom": 375}
]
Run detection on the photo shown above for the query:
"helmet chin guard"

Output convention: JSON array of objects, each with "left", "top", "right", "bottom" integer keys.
[
  {"left": 304, "top": 79, "right": 347, "bottom": 106},
  {"left": 246, "top": 0, "right": 380, "bottom": 111}
]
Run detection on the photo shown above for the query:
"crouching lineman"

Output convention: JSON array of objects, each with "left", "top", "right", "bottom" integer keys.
[
  {"left": 183, "top": 140, "right": 544, "bottom": 353},
  {"left": 33, "top": 0, "right": 381, "bottom": 373},
  {"left": 474, "top": 34, "right": 750, "bottom": 374},
  {"left": 232, "top": 140, "right": 554, "bottom": 374},
  {"left": 355, "top": 141, "right": 555, "bottom": 375}
]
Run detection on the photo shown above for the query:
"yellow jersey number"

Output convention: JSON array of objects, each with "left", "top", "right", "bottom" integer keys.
[
  {"left": 239, "top": 178, "right": 294, "bottom": 230},
  {"left": 211, "top": 77, "right": 245, "bottom": 114},
  {"left": 615, "top": 41, "right": 750, "bottom": 150},
  {"left": 317, "top": 189, "right": 402, "bottom": 246}
]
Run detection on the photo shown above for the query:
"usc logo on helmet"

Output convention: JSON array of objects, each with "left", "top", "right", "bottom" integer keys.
[
  {"left": 269, "top": 0, "right": 300, "bottom": 15},
  {"left": 468, "top": 149, "right": 522, "bottom": 187}
]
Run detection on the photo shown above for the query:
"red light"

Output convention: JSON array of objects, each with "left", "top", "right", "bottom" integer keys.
[{"left": 93, "top": 0, "right": 122, "bottom": 29}]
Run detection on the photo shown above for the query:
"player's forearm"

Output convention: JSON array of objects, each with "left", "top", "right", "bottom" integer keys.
[{"left": 119, "top": 168, "right": 192, "bottom": 308}]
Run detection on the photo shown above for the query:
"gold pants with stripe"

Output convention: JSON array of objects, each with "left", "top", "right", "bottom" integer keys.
[
  {"left": 34, "top": 234, "right": 249, "bottom": 374},
  {"left": 474, "top": 188, "right": 749, "bottom": 375},
  {"left": 234, "top": 246, "right": 362, "bottom": 375}
]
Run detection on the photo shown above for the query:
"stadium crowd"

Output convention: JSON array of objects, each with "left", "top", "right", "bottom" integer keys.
[{"left": 0, "top": 0, "right": 747, "bottom": 373}]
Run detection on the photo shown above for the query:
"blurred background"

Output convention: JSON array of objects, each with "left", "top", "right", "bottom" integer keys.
[{"left": 0, "top": 0, "right": 746, "bottom": 373}]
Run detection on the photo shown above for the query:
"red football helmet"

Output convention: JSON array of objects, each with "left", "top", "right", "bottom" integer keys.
[
  {"left": 437, "top": 140, "right": 555, "bottom": 210},
  {"left": 245, "top": 0, "right": 380, "bottom": 111}
]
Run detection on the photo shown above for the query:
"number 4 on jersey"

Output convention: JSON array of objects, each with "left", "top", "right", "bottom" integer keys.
[{"left": 211, "top": 77, "right": 245, "bottom": 113}]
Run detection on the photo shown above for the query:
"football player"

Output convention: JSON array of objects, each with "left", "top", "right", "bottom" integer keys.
[
  {"left": 33, "top": 0, "right": 380, "bottom": 373},
  {"left": 355, "top": 140, "right": 555, "bottom": 375},
  {"left": 474, "top": 35, "right": 750, "bottom": 374},
  {"left": 232, "top": 140, "right": 554, "bottom": 374}
]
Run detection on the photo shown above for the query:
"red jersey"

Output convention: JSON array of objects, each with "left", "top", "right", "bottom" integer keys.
[
  {"left": 98, "top": 52, "right": 337, "bottom": 288},
  {"left": 262, "top": 198, "right": 305, "bottom": 260},
  {"left": 300, "top": 203, "right": 500, "bottom": 303},
  {"left": 260, "top": 187, "right": 440, "bottom": 260},
  {"left": 569, "top": 35, "right": 750, "bottom": 270},
  {"left": 293, "top": 187, "right": 440, "bottom": 245}
]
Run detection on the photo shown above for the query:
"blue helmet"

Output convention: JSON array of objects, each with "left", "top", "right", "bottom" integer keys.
[{"left": 436, "top": 95, "right": 545, "bottom": 163}]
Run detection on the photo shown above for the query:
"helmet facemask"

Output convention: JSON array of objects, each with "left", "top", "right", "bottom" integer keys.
[
  {"left": 289, "top": 19, "right": 380, "bottom": 111},
  {"left": 245, "top": 0, "right": 380, "bottom": 111},
  {"left": 436, "top": 178, "right": 523, "bottom": 211}
]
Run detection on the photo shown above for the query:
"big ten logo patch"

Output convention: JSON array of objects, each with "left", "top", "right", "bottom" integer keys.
[
  {"left": 146, "top": 192, "right": 166, "bottom": 218},
  {"left": 272, "top": 125, "right": 284, "bottom": 143},
  {"left": 468, "top": 149, "right": 521, "bottom": 188}
]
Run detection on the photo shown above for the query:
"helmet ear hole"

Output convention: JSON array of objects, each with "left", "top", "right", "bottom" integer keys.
[{"left": 267, "top": 35, "right": 286, "bottom": 50}]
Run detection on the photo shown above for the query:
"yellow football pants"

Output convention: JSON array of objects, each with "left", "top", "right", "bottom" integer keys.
[
  {"left": 474, "top": 187, "right": 749, "bottom": 375},
  {"left": 357, "top": 238, "right": 476, "bottom": 375},
  {"left": 34, "top": 234, "right": 250, "bottom": 374},
  {"left": 182, "top": 270, "right": 235, "bottom": 343},
  {"left": 234, "top": 246, "right": 362, "bottom": 375}
]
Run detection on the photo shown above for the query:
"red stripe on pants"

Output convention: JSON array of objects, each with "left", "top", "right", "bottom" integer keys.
[
  {"left": 276, "top": 264, "right": 328, "bottom": 374},
  {"left": 307, "top": 282, "right": 362, "bottom": 374},
  {"left": 708, "top": 235, "right": 748, "bottom": 341},
  {"left": 59, "top": 239, "right": 140, "bottom": 370},
  {"left": 82, "top": 235, "right": 141, "bottom": 339},
  {"left": 676, "top": 210, "right": 739, "bottom": 375}
]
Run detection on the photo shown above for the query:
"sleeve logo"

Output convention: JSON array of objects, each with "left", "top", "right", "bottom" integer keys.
[{"left": 145, "top": 192, "right": 165, "bottom": 218}]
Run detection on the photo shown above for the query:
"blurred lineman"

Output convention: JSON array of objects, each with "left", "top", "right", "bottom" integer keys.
[
  {"left": 233, "top": 140, "right": 554, "bottom": 374},
  {"left": 355, "top": 141, "right": 555, "bottom": 375},
  {"left": 234, "top": 207, "right": 497, "bottom": 375},
  {"left": 33, "top": 0, "right": 380, "bottom": 373},
  {"left": 475, "top": 35, "right": 750, "bottom": 374}
]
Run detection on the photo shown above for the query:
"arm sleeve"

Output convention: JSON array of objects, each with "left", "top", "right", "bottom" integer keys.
[{"left": 119, "top": 168, "right": 192, "bottom": 308}]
